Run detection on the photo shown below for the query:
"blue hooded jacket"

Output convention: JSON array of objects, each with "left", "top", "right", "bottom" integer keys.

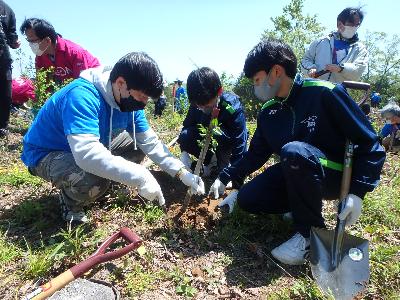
[{"left": 219, "top": 76, "right": 385, "bottom": 198}]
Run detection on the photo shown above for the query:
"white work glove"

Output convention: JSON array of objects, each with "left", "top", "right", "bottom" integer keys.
[
  {"left": 180, "top": 151, "right": 192, "bottom": 171},
  {"left": 138, "top": 170, "right": 165, "bottom": 206},
  {"left": 338, "top": 194, "right": 362, "bottom": 226},
  {"left": 217, "top": 189, "right": 238, "bottom": 213},
  {"left": 179, "top": 169, "right": 205, "bottom": 195},
  {"left": 208, "top": 178, "right": 226, "bottom": 199}
]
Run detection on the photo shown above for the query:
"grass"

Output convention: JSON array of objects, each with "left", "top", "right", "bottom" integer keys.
[
  {"left": 0, "top": 234, "right": 21, "bottom": 266},
  {"left": 169, "top": 267, "right": 198, "bottom": 298},
  {"left": 23, "top": 239, "right": 65, "bottom": 278},
  {"left": 131, "top": 203, "right": 165, "bottom": 225},
  {"left": 0, "top": 108, "right": 399, "bottom": 299},
  {"left": 0, "top": 163, "right": 43, "bottom": 187},
  {"left": 125, "top": 264, "right": 167, "bottom": 297}
]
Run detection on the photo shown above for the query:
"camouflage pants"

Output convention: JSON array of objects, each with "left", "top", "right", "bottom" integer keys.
[{"left": 30, "top": 132, "right": 145, "bottom": 212}]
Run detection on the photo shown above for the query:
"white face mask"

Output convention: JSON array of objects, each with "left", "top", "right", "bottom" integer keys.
[
  {"left": 254, "top": 70, "right": 281, "bottom": 102},
  {"left": 341, "top": 26, "right": 358, "bottom": 39},
  {"left": 386, "top": 119, "right": 393, "bottom": 125},
  {"left": 29, "top": 41, "right": 46, "bottom": 56}
]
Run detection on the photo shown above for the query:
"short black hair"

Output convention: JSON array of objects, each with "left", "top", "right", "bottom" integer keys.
[
  {"left": 110, "top": 52, "right": 163, "bottom": 99},
  {"left": 337, "top": 7, "right": 364, "bottom": 25},
  {"left": 186, "top": 67, "right": 222, "bottom": 106},
  {"left": 20, "top": 18, "right": 58, "bottom": 44},
  {"left": 244, "top": 38, "right": 297, "bottom": 79}
]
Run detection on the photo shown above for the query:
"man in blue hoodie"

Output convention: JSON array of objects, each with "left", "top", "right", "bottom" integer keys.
[
  {"left": 21, "top": 52, "right": 205, "bottom": 223},
  {"left": 209, "top": 39, "right": 385, "bottom": 265}
]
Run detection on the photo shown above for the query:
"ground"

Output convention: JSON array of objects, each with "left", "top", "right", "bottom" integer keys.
[{"left": 0, "top": 104, "right": 399, "bottom": 299}]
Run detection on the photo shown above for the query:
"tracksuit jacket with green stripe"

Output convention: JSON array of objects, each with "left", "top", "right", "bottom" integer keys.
[{"left": 219, "top": 75, "right": 385, "bottom": 199}]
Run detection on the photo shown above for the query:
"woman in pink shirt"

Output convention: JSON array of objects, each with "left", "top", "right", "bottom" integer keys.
[{"left": 20, "top": 18, "right": 100, "bottom": 83}]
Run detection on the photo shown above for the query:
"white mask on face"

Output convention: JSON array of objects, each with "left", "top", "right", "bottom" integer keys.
[
  {"left": 29, "top": 41, "right": 47, "bottom": 56},
  {"left": 341, "top": 26, "right": 358, "bottom": 39},
  {"left": 386, "top": 119, "right": 393, "bottom": 125}
]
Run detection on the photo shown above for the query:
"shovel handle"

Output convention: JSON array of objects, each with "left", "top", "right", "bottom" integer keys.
[
  {"left": 332, "top": 140, "right": 354, "bottom": 268},
  {"left": 71, "top": 227, "right": 142, "bottom": 278},
  {"left": 331, "top": 81, "right": 369, "bottom": 268},
  {"left": 24, "top": 228, "right": 142, "bottom": 300}
]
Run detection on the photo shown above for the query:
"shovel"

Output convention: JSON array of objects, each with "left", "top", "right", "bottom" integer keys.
[
  {"left": 23, "top": 227, "right": 143, "bottom": 300},
  {"left": 310, "top": 81, "right": 371, "bottom": 300}
]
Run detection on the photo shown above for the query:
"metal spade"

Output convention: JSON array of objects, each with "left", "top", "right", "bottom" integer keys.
[{"left": 310, "top": 81, "right": 371, "bottom": 300}]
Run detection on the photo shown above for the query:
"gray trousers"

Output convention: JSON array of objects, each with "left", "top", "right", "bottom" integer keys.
[{"left": 30, "top": 132, "right": 145, "bottom": 212}]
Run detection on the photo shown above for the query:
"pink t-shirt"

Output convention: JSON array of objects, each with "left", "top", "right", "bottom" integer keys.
[{"left": 35, "top": 36, "right": 100, "bottom": 82}]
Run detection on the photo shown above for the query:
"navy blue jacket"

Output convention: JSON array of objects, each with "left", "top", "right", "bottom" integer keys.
[
  {"left": 182, "top": 91, "right": 248, "bottom": 165},
  {"left": 219, "top": 76, "right": 385, "bottom": 198},
  {"left": 0, "top": 0, "right": 18, "bottom": 70}
]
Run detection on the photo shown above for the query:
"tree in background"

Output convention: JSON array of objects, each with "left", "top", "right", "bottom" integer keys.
[
  {"left": 234, "top": 0, "right": 325, "bottom": 119},
  {"left": 261, "top": 0, "right": 325, "bottom": 63},
  {"left": 363, "top": 31, "right": 400, "bottom": 104}
]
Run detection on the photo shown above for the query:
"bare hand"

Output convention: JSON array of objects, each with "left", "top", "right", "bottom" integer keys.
[{"left": 325, "top": 64, "right": 341, "bottom": 73}]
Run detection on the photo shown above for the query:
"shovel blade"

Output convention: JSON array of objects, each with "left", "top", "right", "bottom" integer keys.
[{"left": 310, "top": 227, "right": 369, "bottom": 300}]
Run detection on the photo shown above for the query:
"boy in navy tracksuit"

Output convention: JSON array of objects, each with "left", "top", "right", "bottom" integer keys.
[
  {"left": 209, "top": 39, "right": 385, "bottom": 265},
  {"left": 178, "top": 67, "right": 248, "bottom": 176}
]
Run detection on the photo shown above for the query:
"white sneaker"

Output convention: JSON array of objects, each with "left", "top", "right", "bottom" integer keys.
[
  {"left": 271, "top": 233, "right": 310, "bottom": 265},
  {"left": 64, "top": 211, "right": 88, "bottom": 223},
  {"left": 59, "top": 192, "right": 88, "bottom": 223}
]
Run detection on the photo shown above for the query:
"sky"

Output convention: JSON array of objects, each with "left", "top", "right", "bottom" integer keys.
[{"left": 8, "top": 0, "right": 400, "bottom": 82}]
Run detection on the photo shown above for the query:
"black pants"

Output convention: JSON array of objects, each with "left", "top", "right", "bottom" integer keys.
[
  {"left": 0, "top": 69, "right": 12, "bottom": 129},
  {"left": 237, "top": 141, "right": 343, "bottom": 237}
]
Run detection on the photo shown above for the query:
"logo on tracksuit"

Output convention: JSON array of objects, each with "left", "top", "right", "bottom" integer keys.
[
  {"left": 55, "top": 66, "right": 73, "bottom": 77},
  {"left": 301, "top": 116, "right": 317, "bottom": 132}
]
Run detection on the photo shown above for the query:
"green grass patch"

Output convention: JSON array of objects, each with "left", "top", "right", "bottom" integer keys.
[
  {"left": 15, "top": 200, "right": 46, "bottom": 226},
  {"left": 125, "top": 264, "right": 166, "bottom": 296},
  {"left": 369, "top": 244, "right": 400, "bottom": 298},
  {"left": 0, "top": 235, "right": 21, "bottom": 266},
  {"left": 52, "top": 224, "right": 94, "bottom": 262},
  {"left": 169, "top": 267, "right": 198, "bottom": 298},
  {"left": 268, "top": 277, "right": 327, "bottom": 300},
  {"left": 23, "top": 240, "right": 65, "bottom": 279},
  {"left": 212, "top": 207, "right": 290, "bottom": 247},
  {"left": 0, "top": 164, "right": 43, "bottom": 187},
  {"left": 131, "top": 203, "right": 165, "bottom": 225}
]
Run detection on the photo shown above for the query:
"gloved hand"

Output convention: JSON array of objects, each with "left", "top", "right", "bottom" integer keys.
[
  {"left": 208, "top": 178, "right": 226, "bottom": 199},
  {"left": 138, "top": 169, "right": 165, "bottom": 206},
  {"left": 179, "top": 169, "right": 205, "bottom": 195},
  {"left": 180, "top": 151, "right": 192, "bottom": 171},
  {"left": 218, "top": 189, "right": 238, "bottom": 213},
  {"left": 338, "top": 194, "right": 362, "bottom": 226}
]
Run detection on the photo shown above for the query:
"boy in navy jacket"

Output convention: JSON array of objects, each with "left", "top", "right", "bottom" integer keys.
[
  {"left": 178, "top": 67, "right": 248, "bottom": 177},
  {"left": 209, "top": 39, "right": 385, "bottom": 265}
]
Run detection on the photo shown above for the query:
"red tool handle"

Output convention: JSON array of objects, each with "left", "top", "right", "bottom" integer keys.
[
  {"left": 71, "top": 227, "right": 142, "bottom": 278},
  {"left": 25, "top": 227, "right": 142, "bottom": 300}
]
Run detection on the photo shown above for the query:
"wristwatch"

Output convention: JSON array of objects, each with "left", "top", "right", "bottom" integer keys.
[{"left": 339, "top": 63, "right": 345, "bottom": 73}]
